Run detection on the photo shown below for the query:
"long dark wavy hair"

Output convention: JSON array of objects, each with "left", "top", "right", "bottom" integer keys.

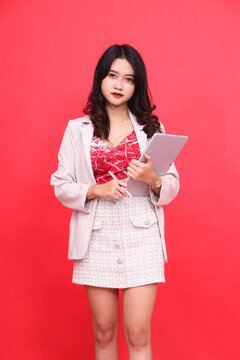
[{"left": 83, "top": 44, "right": 162, "bottom": 139}]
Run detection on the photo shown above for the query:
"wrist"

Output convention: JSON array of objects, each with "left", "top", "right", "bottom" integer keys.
[
  {"left": 148, "top": 174, "right": 162, "bottom": 190},
  {"left": 87, "top": 184, "right": 98, "bottom": 200},
  {"left": 146, "top": 172, "right": 159, "bottom": 187},
  {"left": 92, "top": 184, "right": 98, "bottom": 198}
]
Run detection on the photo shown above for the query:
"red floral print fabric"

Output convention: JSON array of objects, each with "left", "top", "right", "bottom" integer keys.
[{"left": 90, "top": 130, "right": 141, "bottom": 184}]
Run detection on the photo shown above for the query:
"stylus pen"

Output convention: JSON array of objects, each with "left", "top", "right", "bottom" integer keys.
[{"left": 108, "top": 171, "right": 133, "bottom": 198}]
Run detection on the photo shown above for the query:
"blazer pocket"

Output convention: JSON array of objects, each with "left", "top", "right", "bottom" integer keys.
[
  {"left": 92, "top": 217, "right": 104, "bottom": 231},
  {"left": 130, "top": 214, "right": 157, "bottom": 229}
]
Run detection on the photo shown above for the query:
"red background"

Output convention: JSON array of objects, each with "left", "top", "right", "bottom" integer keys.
[{"left": 1, "top": 1, "right": 240, "bottom": 359}]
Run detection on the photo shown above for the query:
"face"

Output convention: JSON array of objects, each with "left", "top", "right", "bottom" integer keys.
[{"left": 101, "top": 58, "right": 135, "bottom": 107}]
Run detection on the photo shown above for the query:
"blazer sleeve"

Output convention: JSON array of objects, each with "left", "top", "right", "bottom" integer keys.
[
  {"left": 50, "top": 120, "right": 92, "bottom": 213},
  {"left": 149, "top": 123, "right": 180, "bottom": 207}
]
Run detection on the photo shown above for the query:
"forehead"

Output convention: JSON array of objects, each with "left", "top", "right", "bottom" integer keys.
[{"left": 110, "top": 58, "right": 135, "bottom": 75}]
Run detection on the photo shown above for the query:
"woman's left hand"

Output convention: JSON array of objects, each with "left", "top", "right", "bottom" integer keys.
[{"left": 127, "top": 154, "right": 157, "bottom": 185}]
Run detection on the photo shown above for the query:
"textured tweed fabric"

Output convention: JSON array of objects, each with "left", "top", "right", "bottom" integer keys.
[{"left": 72, "top": 196, "right": 165, "bottom": 288}]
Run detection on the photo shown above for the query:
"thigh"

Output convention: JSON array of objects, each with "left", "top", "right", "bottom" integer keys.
[
  {"left": 122, "top": 284, "right": 158, "bottom": 330},
  {"left": 85, "top": 285, "right": 119, "bottom": 329}
]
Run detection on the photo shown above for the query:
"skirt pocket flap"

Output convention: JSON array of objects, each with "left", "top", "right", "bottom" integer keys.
[
  {"left": 92, "top": 218, "right": 104, "bottom": 230},
  {"left": 130, "top": 215, "right": 157, "bottom": 228}
]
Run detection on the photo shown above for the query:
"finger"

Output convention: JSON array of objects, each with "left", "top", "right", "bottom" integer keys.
[
  {"left": 145, "top": 154, "right": 152, "bottom": 163},
  {"left": 127, "top": 171, "right": 135, "bottom": 179},
  {"left": 110, "top": 179, "right": 121, "bottom": 189},
  {"left": 127, "top": 166, "right": 138, "bottom": 176},
  {"left": 113, "top": 187, "right": 122, "bottom": 197},
  {"left": 118, "top": 180, "right": 128, "bottom": 188},
  {"left": 129, "top": 159, "right": 144, "bottom": 167},
  {"left": 116, "top": 186, "right": 126, "bottom": 195},
  {"left": 127, "top": 169, "right": 138, "bottom": 178},
  {"left": 112, "top": 193, "right": 121, "bottom": 200},
  {"left": 128, "top": 163, "right": 140, "bottom": 172}
]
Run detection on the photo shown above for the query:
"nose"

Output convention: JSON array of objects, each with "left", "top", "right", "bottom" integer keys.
[{"left": 114, "top": 77, "right": 123, "bottom": 90}]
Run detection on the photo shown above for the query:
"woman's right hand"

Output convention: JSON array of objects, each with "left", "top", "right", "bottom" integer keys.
[{"left": 94, "top": 179, "right": 128, "bottom": 199}]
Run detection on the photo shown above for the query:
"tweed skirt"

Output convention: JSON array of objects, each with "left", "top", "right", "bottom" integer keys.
[{"left": 72, "top": 196, "right": 165, "bottom": 288}]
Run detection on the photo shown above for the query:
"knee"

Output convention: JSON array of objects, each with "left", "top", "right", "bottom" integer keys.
[
  {"left": 126, "top": 326, "right": 151, "bottom": 350},
  {"left": 94, "top": 323, "right": 117, "bottom": 348}
]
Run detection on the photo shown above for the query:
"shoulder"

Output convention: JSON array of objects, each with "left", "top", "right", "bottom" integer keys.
[
  {"left": 60, "top": 115, "right": 93, "bottom": 146},
  {"left": 64, "top": 114, "right": 93, "bottom": 138},
  {"left": 67, "top": 114, "right": 92, "bottom": 130}
]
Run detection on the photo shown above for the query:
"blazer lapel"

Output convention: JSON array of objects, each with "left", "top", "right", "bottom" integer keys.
[
  {"left": 80, "top": 110, "right": 147, "bottom": 183},
  {"left": 80, "top": 118, "right": 96, "bottom": 183},
  {"left": 128, "top": 108, "right": 147, "bottom": 155}
]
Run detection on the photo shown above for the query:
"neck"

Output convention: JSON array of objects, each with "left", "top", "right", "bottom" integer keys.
[{"left": 105, "top": 103, "right": 130, "bottom": 125}]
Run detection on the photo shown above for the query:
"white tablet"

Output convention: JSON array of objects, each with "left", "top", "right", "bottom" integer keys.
[{"left": 126, "top": 133, "right": 188, "bottom": 196}]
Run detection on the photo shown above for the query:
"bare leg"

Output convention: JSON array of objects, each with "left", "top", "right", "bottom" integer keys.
[
  {"left": 85, "top": 285, "right": 119, "bottom": 360},
  {"left": 122, "top": 283, "right": 158, "bottom": 360}
]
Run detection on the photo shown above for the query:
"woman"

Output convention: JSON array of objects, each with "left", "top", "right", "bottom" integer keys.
[{"left": 50, "top": 44, "right": 180, "bottom": 360}]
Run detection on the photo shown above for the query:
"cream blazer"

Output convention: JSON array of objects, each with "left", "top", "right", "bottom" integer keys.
[{"left": 50, "top": 108, "right": 180, "bottom": 263}]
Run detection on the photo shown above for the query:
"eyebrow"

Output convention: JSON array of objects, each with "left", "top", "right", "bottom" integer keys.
[{"left": 109, "top": 69, "right": 135, "bottom": 77}]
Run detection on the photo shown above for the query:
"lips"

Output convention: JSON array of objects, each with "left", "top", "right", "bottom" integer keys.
[{"left": 111, "top": 92, "right": 123, "bottom": 98}]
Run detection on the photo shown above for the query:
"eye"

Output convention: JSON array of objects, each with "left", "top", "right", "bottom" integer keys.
[
  {"left": 108, "top": 73, "right": 116, "bottom": 78},
  {"left": 125, "top": 77, "right": 134, "bottom": 83}
]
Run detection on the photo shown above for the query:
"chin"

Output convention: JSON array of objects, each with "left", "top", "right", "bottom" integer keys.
[{"left": 107, "top": 99, "right": 128, "bottom": 106}]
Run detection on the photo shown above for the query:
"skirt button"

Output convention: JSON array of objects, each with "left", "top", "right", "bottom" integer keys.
[{"left": 117, "top": 258, "right": 123, "bottom": 264}]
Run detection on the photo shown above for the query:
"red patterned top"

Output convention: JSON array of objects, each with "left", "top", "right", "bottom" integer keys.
[{"left": 90, "top": 130, "right": 141, "bottom": 184}]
